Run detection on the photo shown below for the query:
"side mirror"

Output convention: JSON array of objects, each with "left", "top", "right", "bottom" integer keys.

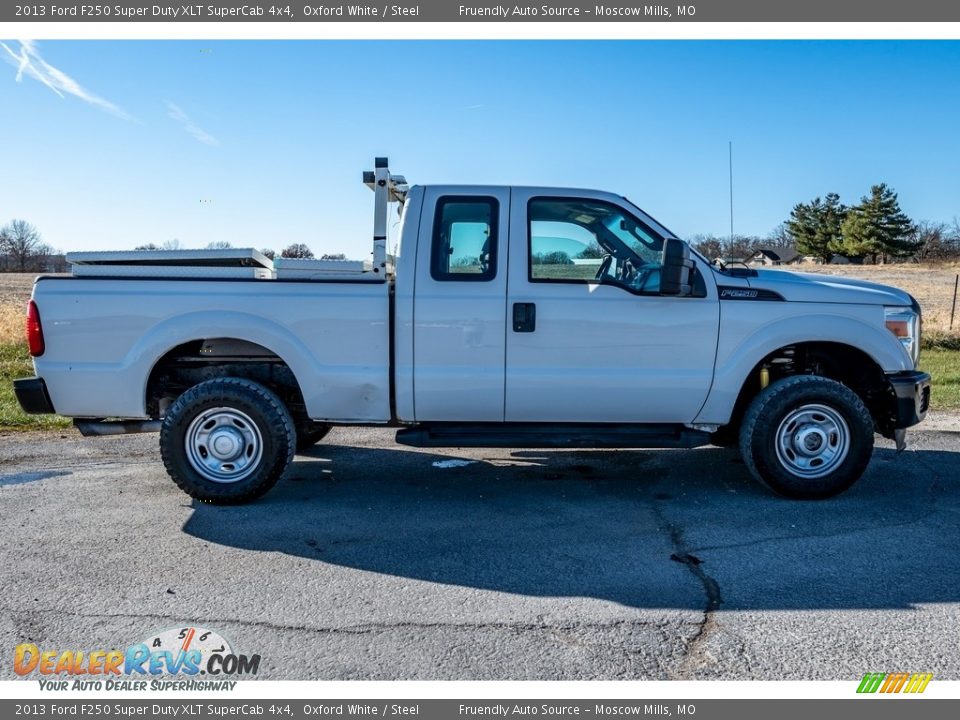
[{"left": 660, "top": 238, "right": 694, "bottom": 296}]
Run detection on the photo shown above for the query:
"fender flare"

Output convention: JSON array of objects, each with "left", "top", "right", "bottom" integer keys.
[{"left": 129, "top": 311, "right": 319, "bottom": 415}]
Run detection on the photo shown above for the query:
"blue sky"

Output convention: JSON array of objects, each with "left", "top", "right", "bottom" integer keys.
[{"left": 1, "top": 40, "right": 958, "bottom": 258}]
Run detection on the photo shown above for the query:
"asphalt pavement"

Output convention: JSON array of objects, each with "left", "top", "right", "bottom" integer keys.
[{"left": 1, "top": 425, "right": 958, "bottom": 680}]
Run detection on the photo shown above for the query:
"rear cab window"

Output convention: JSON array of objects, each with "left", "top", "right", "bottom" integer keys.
[{"left": 431, "top": 197, "right": 499, "bottom": 281}]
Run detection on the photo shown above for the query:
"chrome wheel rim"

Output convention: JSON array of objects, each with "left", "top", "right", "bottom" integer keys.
[
  {"left": 775, "top": 403, "right": 850, "bottom": 479},
  {"left": 185, "top": 407, "right": 263, "bottom": 483}
]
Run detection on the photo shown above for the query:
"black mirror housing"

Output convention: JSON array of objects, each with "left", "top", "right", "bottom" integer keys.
[{"left": 660, "top": 238, "right": 694, "bottom": 296}]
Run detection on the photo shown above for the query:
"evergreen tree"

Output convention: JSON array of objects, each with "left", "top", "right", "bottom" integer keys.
[
  {"left": 786, "top": 193, "right": 846, "bottom": 263},
  {"left": 839, "top": 184, "right": 916, "bottom": 263},
  {"left": 820, "top": 193, "right": 848, "bottom": 258}
]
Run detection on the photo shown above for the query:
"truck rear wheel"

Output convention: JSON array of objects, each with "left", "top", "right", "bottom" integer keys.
[
  {"left": 739, "top": 375, "right": 874, "bottom": 499},
  {"left": 160, "top": 377, "right": 295, "bottom": 504}
]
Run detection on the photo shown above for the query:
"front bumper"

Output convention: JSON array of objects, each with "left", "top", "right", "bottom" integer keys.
[
  {"left": 13, "top": 377, "right": 56, "bottom": 415},
  {"left": 888, "top": 370, "right": 931, "bottom": 429}
]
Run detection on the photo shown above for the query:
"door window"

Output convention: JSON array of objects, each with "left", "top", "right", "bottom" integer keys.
[
  {"left": 528, "top": 198, "right": 666, "bottom": 294},
  {"left": 431, "top": 197, "right": 498, "bottom": 281}
]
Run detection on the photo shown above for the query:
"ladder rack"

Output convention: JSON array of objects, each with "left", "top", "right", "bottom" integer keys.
[{"left": 363, "top": 157, "right": 408, "bottom": 276}]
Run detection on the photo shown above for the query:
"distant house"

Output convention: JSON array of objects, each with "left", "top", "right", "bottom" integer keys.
[{"left": 745, "top": 246, "right": 801, "bottom": 267}]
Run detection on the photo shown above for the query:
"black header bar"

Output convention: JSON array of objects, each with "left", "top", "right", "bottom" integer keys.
[{"left": 6, "top": 1, "right": 960, "bottom": 23}]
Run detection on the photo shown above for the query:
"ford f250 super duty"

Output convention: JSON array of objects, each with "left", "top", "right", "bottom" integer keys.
[{"left": 14, "top": 158, "right": 931, "bottom": 503}]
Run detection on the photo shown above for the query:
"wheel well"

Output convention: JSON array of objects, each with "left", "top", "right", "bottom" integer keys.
[
  {"left": 726, "top": 342, "right": 895, "bottom": 435},
  {"left": 146, "top": 338, "right": 310, "bottom": 426}
]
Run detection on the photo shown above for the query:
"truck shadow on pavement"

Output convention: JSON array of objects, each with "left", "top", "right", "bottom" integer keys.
[{"left": 182, "top": 437, "right": 960, "bottom": 611}]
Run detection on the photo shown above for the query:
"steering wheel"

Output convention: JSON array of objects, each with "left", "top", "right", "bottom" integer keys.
[
  {"left": 634, "top": 266, "right": 658, "bottom": 293},
  {"left": 595, "top": 254, "right": 613, "bottom": 280},
  {"left": 619, "top": 258, "right": 641, "bottom": 284}
]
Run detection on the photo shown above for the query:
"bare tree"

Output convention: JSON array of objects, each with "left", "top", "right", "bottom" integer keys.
[
  {"left": 0, "top": 219, "right": 43, "bottom": 271},
  {"left": 280, "top": 243, "right": 314, "bottom": 259},
  {"left": 320, "top": 253, "right": 347, "bottom": 260},
  {"left": 260, "top": 248, "right": 276, "bottom": 260},
  {"left": 206, "top": 241, "right": 233, "bottom": 250},
  {"left": 766, "top": 223, "right": 795, "bottom": 249},
  {"left": 910, "top": 221, "right": 952, "bottom": 262},
  {"left": 723, "top": 235, "right": 763, "bottom": 262},
  {"left": 0, "top": 225, "right": 11, "bottom": 271},
  {"left": 34, "top": 243, "right": 55, "bottom": 271},
  {"left": 951, "top": 217, "right": 960, "bottom": 258},
  {"left": 135, "top": 239, "right": 184, "bottom": 252},
  {"left": 690, "top": 234, "right": 723, "bottom": 261}
]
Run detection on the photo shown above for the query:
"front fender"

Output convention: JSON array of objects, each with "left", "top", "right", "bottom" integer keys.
[{"left": 694, "top": 306, "right": 912, "bottom": 425}]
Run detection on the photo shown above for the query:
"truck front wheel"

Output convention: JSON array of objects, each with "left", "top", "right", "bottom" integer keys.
[
  {"left": 160, "top": 377, "right": 296, "bottom": 504},
  {"left": 739, "top": 375, "right": 874, "bottom": 499}
]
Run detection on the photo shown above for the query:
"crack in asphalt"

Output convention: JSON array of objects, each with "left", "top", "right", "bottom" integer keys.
[
  {"left": 1, "top": 605, "right": 694, "bottom": 641},
  {"left": 5, "top": 605, "right": 693, "bottom": 679},
  {"left": 650, "top": 500, "right": 723, "bottom": 680}
]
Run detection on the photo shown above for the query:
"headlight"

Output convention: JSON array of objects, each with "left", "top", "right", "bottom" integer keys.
[{"left": 885, "top": 306, "right": 920, "bottom": 366}]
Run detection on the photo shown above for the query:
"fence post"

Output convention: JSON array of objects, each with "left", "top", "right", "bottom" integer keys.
[{"left": 951, "top": 273, "right": 959, "bottom": 331}]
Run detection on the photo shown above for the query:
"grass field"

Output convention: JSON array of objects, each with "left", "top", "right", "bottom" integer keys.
[
  {"left": 1, "top": 269, "right": 958, "bottom": 431},
  {"left": 921, "top": 349, "right": 960, "bottom": 411},
  {"left": 0, "top": 274, "right": 72, "bottom": 430},
  {"left": 787, "top": 262, "right": 960, "bottom": 335},
  {"left": 0, "top": 342, "right": 71, "bottom": 431}
]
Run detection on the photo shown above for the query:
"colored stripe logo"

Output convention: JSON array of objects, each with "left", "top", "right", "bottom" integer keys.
[{"left": 857, "top": 672, "right": 933, "bottom": 694}]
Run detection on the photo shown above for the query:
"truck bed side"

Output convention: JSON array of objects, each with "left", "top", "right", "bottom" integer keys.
[{"left": 31, "top": 277, "right": 391, "bottom": 422}]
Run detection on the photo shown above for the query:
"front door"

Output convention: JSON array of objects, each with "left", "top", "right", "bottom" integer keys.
[{"left": 505, "top": 191, "right": 720, "bottom": 424}]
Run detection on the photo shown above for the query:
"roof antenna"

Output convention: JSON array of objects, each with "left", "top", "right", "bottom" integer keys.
[{"left": 728, "top": 140, "right": 734, "bottom": 239}]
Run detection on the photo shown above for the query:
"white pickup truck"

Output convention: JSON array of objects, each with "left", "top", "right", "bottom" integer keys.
[{"left": 15, "top": 158, "right": 930, "bottom": 503}]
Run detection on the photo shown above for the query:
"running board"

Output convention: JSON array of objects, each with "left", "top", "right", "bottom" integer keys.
[
  {"left": 74, "top": 419, "right": 161, "bottom": 437},
  {"left": 395, "top": 423, "right": 711, "bottom": 449}
]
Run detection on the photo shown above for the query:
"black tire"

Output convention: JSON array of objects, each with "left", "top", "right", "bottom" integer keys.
[
  {"left": 160, "top": 377, "right": 295, "bottom": 504},
  {"left": 296, "top": 423, "right": 332, "bottom": 453},
  {"left": 739, "top": 375, "right": 874, "bottom": 500}
]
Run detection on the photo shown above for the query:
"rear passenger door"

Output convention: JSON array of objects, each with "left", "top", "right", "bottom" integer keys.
[{"left": 412, "top": 188, "right": 510, "bottom": 421}]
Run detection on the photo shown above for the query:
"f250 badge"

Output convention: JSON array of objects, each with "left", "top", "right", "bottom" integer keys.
[{"left": 720, "top": 288, "right": 759, "bottom": 299}]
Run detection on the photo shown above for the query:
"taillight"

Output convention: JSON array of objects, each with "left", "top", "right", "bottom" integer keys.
[{"left": 26, "top": 300, "right": 45, "bottom": 357}]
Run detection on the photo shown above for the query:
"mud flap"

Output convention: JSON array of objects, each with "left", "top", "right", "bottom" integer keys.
[{"left": 894, "top": 428, "right": 907, "bottom": 454}]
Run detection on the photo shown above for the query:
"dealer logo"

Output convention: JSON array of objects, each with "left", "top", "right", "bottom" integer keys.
[
  {"left": 856, "top": 672, "right": 933, "bottom": 694},
  {"left": 14, "top": 625, "right": 261, "bottom": 683}
]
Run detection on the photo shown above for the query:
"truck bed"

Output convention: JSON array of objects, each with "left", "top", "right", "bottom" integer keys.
[{"left": 31, "top": 276, "right": 391, "bottom": 423}]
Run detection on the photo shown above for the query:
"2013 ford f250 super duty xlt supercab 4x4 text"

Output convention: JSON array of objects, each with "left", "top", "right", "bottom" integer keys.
[{"left": 14, "top": 159, "right": 931, "bottom": 503}]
